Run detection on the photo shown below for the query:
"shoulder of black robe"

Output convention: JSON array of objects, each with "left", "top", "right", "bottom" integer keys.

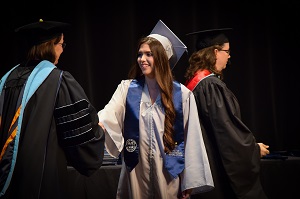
[
  {"left": 2, "top": 67, "right": 104, "bottom": 198},
  {"left": 192, "top": 75, "right": 268, "bottom": 199}
]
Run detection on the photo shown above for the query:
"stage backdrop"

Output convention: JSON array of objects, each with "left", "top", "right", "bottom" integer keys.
[{"left": 1, "top": 0, "right": 299, "bottom": 152}]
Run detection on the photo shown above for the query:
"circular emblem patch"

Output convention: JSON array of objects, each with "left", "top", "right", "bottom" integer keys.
[{"left": 125, "top": 139, "right": 137, "bottom": 152}]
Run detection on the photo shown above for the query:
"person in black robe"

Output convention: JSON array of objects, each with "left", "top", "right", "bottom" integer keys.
[
  {"left": 0, "top": 19, "right": 105, "bottom": 199},
  {"left": 184, "top": 28, "right": 270, "bottom": 199}
]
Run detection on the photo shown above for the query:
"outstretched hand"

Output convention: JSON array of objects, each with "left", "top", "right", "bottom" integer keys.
[
  {"left": 98, "top": 122, "right": 106, "bottom": 132},
  {"left": 257, "top": 143, "right": 270, "bottom": 157},
  {"left": 180, "top": 189, "right": 192, "bottom": 199}
]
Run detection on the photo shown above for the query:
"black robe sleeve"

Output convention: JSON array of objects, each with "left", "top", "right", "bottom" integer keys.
[{"left": 54, "top": 71, "right": 105, "bottom": 177}]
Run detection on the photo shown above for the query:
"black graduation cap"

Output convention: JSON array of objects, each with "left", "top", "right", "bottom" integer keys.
[
  {"left": 186, "top": 28, "right": 232, "bottom": 51},
  {"left": 15, "top": 19, "right": 70, "bottom": 46}
]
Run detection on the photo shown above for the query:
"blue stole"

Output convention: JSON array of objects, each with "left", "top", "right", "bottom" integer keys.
[
  {"left": 0, "top": 60, "right": 56, "bottom": 196},
  {"left": 124, "top": 76, "right": 184, "bottom": 178}
]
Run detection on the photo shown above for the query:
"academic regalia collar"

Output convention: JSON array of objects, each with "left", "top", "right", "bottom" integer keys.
[{"left": 185, "top": 69, "right": 213, "bottom": 91}]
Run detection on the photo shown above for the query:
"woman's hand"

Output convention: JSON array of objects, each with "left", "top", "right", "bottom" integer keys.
[
  {"left": 98, "top": 122, "right": 106, "bottom": 132},
  {"left": 258, "top": 143, "right": 270, "bottom": 157},
  {"left": 180, "top": 188, "right": 192, "bottom": 199}
]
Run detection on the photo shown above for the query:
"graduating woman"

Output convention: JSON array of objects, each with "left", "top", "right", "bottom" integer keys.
[{"left": 98, "top": 20, "right": 214, "bottom": 199}]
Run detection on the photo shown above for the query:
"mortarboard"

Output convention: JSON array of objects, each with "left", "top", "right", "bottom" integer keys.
[
  {"left": 148, "top": 20, "right": 187, "bottom": 69},
  {"left": 15, "top": 19, "right": 70, "bottom": 46},
  {"left": 186, "top": 28, "right": 232, "bottom": 51}
]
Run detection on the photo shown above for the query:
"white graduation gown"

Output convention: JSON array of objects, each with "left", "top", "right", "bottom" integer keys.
[{"left": 98, "top": 79, "right": 214, "bottom": 199}]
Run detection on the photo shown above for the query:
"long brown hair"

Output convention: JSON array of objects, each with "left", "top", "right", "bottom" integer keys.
[{"left": 128, "top": 36, "right": 176, "bottom": 153}]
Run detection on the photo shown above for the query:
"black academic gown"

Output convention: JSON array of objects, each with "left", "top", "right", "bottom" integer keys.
[
  {"left": 191, "top": 75, "right": 268, "bottom": 199},
  {"left": 0, "top": 60, "right": 105, "bottom": 199}
]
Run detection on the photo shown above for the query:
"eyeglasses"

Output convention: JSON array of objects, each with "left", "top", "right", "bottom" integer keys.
[
  {"left": 219, "top": 49, "right": 230, "bottom": 55},
  {"left": 57, "top": 43, "right": 66, "bottom": 49}
]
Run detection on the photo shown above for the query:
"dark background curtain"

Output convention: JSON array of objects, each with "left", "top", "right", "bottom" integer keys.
[{"left": 2, "top": 0, "right": 299, "bottom": 152}]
